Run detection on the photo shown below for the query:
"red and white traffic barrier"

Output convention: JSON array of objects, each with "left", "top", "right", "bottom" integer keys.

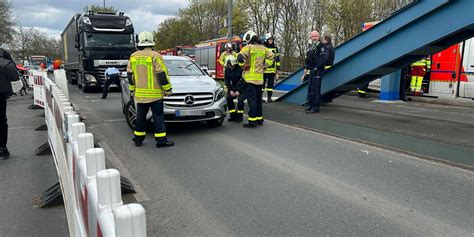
[{"left": 40, "top": 72, "right": 146, "bottom": 236}]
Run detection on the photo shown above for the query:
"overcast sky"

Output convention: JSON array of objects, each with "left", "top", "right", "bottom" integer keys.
[{"left": 10, "top": 0, "right": 188, "bottom": 39}]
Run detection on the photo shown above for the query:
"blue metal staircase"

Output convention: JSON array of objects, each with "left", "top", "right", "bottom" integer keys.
[{"left": 276, "top": 0, "right": 474, "bottom": 105}]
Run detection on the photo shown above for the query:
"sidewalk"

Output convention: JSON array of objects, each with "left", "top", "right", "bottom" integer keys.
[
  {"left": 0, "top": 95, "right": 68, "bottom": 236},
  {"left": 265, "top": 94, "right": 474, "bottom": 169}
]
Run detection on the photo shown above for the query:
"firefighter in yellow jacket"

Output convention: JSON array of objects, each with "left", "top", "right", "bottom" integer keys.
[
  {"left": 219, "top": 43, "right": 238, "bottom": 68},
  {"left": 237, "top": 31, "right": 275, "bottom": 128},
  {"left": 410, "top": 56, "right": 431, "bottom": 96},
  {"left": 127, "top": 31, "right": 174, "bottom": 148}
]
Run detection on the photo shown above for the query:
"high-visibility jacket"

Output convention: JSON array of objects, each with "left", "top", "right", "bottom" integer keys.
[
  {"left": 263, "top": 43, "right": 280, "bottom": 74},
  {"left": 238, "top": 44, "right": 275, "bottom": 85},
  {"left": 411, "top": 58, "right": 431, "bottom": 70},
  {"left": 219, "top": 51, "right": 238, "bottom": 66},
  {"left": 127, "top": 48, "right": 172, "bottom": 103}
]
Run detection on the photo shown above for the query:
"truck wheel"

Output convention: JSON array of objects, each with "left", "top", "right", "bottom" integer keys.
[
  {"left": 125, "top": 100, "right": 137, "bottom": 130},
  {"left": 77, "top": 72, "right": 82, "bottom": 89},
  {"left": 206, "top": 117, "right": 224, "bottom": 128},
  {"left": 67, "top": 71, "right": 77, "bottom": 85}
]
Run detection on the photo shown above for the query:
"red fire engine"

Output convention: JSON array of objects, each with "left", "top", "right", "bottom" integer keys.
[
  {"left": 159, "top": 46, "right": 196, "bottom": 60},
  {"left": 428, "top": 38, "right": 474, "bottom": 99},
  {"left": 194, "top": 36, "right": 243, "bottom": 80}
]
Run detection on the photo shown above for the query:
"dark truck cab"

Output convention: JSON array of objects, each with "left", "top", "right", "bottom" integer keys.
[{"left": 62, "top": 11, "right": 135, "bottom": 92}]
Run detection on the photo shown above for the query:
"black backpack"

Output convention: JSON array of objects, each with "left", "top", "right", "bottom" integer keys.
[{"left": 0, "top": 58, "right": 20, "bottom": 97}]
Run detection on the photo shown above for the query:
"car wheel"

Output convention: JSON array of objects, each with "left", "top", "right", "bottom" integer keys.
[
  {"left": 125, "top": 99, "right": 137, "bottom": 130},
  {"left": 206, "top": 117, "right": 224, "bottom": 128},
  {"left": 121, "top": 93, "right": 126, "bottom": 114}
]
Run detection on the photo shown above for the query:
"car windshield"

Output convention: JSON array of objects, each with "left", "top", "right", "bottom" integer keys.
[
  {"left": 164, "top": 59, "right": 204, "bottom": 77},
  {"left": 84, "top": 33, "right": 134, "bottom": 47}
]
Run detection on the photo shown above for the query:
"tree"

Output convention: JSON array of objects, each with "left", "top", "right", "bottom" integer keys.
[
  {"left": 83, "top": 4, "right": 117, "bottom": 13},
  {"left": 154, "top": 0, "right": 249, "bottom": 50},
  {"left": 0, "top": 0, "right": 16, "bottom": 45},
  {"left": 7, "top": 27, "right": 63, "bottom": 60}
]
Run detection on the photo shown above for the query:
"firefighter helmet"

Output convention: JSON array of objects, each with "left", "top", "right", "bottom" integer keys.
[
  {"left": 137, "top": 31, "right": 155, "bottom": 47},
  {"left": 243, "top": 30, "right": 258, "bottom": 43},
  {"left": 265, "top": 33, "right": 274, "bottom": 41},
  {"left": 225, "top": 43, "right": 233, "bottom": 49},
  {"left": 226, "top": 55, "right": 238, "bottom": 66}
]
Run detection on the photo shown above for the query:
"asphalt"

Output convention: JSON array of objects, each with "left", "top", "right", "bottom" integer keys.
[
  {"left": 265, "top": 93, "right": 474, "bottom": 168},
  {"left": 0, "top": 95, "right": 68, "bottom": 236},
  {"left": 67, "top": 86, "right": 474, "bottom": 236}
]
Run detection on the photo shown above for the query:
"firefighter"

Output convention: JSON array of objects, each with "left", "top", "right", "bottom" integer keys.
[
  {"left": 224, "top": 55, "right": 245, "bottom": 122},
  {"left": 237, "top": 30, "right": 275, "bottom": 128},
  {"left": 410, "top": 56, "right": 431, "bottom": 96},
  {"left": 219, "top": 43, "right": 238, "bottom": 68},
  {"left": 127, "top": 31, "right": 174, "bottom": 148},
  {"left": 263, "top": 33, "right": 280, "bottom": 103}
]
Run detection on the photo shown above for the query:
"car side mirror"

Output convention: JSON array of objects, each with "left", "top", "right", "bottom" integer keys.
[{"left": 74, "top": 43, "right": 79, "bottom": 49}]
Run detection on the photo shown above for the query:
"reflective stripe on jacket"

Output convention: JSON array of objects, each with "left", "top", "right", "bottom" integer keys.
[
  {"left": 127, "top": 48, "right": 172, "bottom": 103},
  {"left": 219, "top": 51, "right": 238, "bottom": 66},
  {"left": 238, "top": 44, "right": 275, "bottom": 85},
  {"left": 264, "top": 46, "right": 280, "bottom": 74}
]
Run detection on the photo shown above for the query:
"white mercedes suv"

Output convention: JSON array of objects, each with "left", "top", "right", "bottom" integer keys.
[{"left": 121, "top": 56, "right": 227, "bottom": 129}]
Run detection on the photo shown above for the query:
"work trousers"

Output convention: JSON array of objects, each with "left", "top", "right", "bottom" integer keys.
[
  {"left": 410, "top": 66, "right": 426, "bottom": 93},
  {"left": 307, "top": 69, "right": 323, "bottom": 111},
  {"left": 263, "top": 73, "right": 275, "bottom": 98},
  {"left": 102, "top": 74, "right": 121, "bottom": 98},
  {"left": 0, "top": 95, "right": 7, "bottom": 148},
  {"left": 134, "top": 100, "right": 166, "bottom": 142},
  {"left": 245, "top": 83, "right": 263, "bottom": 124},
  {"left": 227, "top": 92, "right": 245, "bottom": 114}
]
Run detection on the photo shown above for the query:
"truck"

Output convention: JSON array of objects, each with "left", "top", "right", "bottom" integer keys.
[
  {"left": 28, "top": 55, "right": 48, "bottom": 70},
  {"left": 194, "top": 36, "right": 242, "bottom": 80},
  {"left": 61, "top": 11, "right": 135, "bottom": 92},
  {"left": 427, "top": 38, "right": 474, "bottom": 99}
]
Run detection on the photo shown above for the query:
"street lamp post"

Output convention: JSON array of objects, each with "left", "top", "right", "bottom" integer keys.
[{"left": 227, "top": 0, "right": 233, "bottom": 42}]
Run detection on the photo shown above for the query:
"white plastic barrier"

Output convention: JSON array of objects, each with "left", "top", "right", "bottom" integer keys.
[
  {"left": 41, "top": 72, "right": 146, "bottom": 236},
  {"left": 32, "top": 70, "right": 46, "bottom": 108}
]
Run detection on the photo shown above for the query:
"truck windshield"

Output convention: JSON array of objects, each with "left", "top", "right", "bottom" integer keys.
[
  {"left": 165, "top": 60, "right": 204, "bottom": 77},
  {"left": 84, "top": 33, "right": 134, "bottom": 47}
]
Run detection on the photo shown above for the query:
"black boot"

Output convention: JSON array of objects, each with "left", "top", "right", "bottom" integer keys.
[
  {"left": 0, "top": 147, "right": 10, "bottom": 159},
  {"left": 234, "top": 113, "right": 243, "bottom": 123},
  {"left": 267, "top": 91, "right": 273, "bottom": 103},
  {"left": 156, "top": 138, "right": 175, "bottom": 148},
  {"left": 257, "top": 119, "right": 264, "bottom": 126},
  {"left": 132, "top": 137, "right": 143, "bottom": 147},
  {"left": 227, "top": 113, "right": 236, "bottom": 122},
  {"left": 243, "top": 122, "right": 257, "bottom": 128}
]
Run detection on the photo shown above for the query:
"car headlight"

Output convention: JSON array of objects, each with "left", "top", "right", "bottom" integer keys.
[
  {"left": 214, "top": 87, "right": 225, "bottom": 102},
  {"left": 83, "top": 16, "right": 91, "bottom": 25},
  {"left": 84, "top": 74, "right": 97, "bottom": 82},
  {"left": 125, "top": 19, "right": 133, "bottom": 26}
]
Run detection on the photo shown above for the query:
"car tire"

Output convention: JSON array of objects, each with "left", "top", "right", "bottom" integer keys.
[
  {"left": 125, "top": 99, "right": 137, "bottom": 130},
  {"left": 206, "top": 117, "right": 224, "bottom": 128}
]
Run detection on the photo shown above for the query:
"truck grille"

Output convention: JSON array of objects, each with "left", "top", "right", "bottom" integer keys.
[
  {"left": 164, "top": 92, "right": 214, "bottom": 108},
  {"left": 97, "top": 66, "right": 127, "bottom": 82}
]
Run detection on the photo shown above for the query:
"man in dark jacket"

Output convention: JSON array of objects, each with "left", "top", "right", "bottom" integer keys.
[
  {"left": 305, "top": 31, "right": 328, "bottom": 113},
  {"left": 0, "top": 48, "right": 20, "bottom": 159},
  {"left": 224, "top": 55, "right": 245, "bottom": 122},
  {"left": 323, "top": 35, "right": 335, "bottom": 68}
]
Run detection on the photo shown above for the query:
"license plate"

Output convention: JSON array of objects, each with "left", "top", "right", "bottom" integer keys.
[{"left": 175, "top": 109, "right": 205, "bottom": 117}]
